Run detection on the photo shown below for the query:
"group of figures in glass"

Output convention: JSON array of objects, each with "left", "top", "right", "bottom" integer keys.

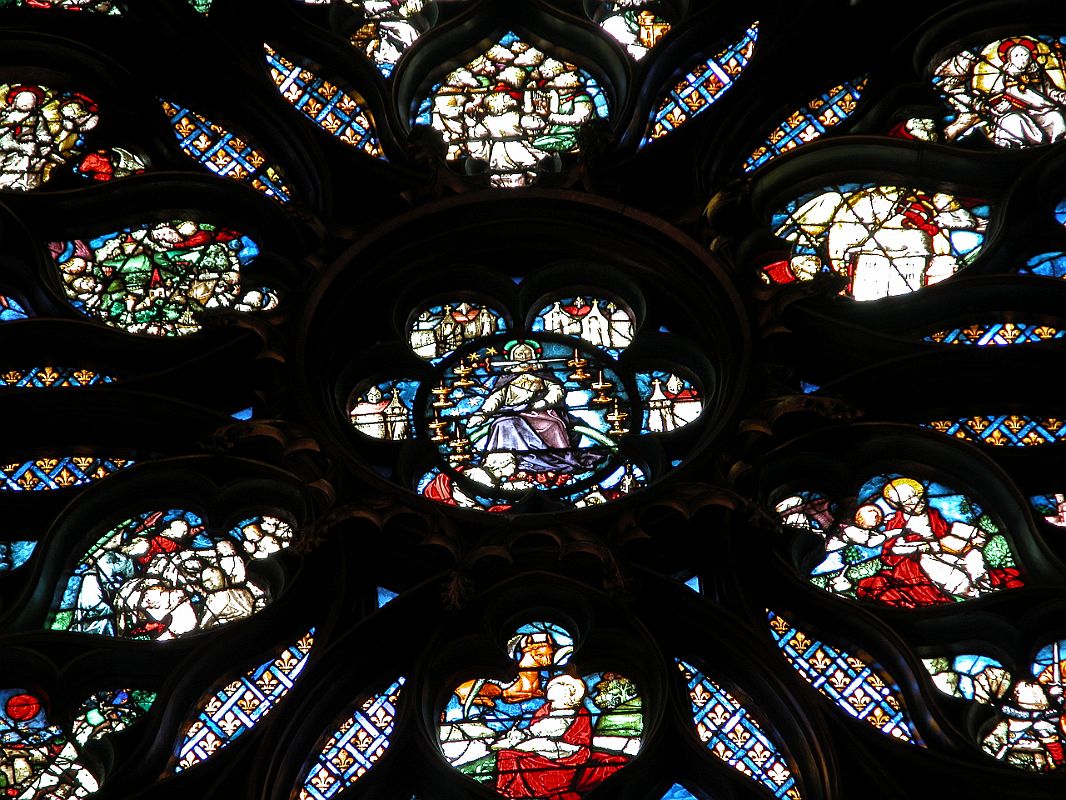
[
  {"left": 773, "top": 472, "right": 1066, "bottom": 772},
  {"left": 440, "top": 622, "right": 643, "bottom": 800}
]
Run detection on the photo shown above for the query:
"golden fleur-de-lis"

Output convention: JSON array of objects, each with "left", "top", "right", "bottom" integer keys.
[
  {"left": 683, "top": 92, "right": 707, "bottom": 113},
  {"left": 809, "top": 649, "right": 832, "bottom": 672},
  {"left": 865, "top": 705, "right": 890, "bottom": 728},
  {"left": 304, "top": 98, "right": 324, "bottom": 117},
  {"left": 53, "top": 469, "right": 79, "bottom": 487},
  {"left": 690, "top": 684, "right": 711, "bottom": 705},
  {"left": 37, "top": 366, "right": 59, "bottom": 386},
  {"left": 331, "top": 749, "right": 355, "bottom": 770},
  {"left": 845, "top": 657, "right": 865, "bottom": 672},
  {"left": 828, "top": 670, "right": 851, "bottom": 692},
  {"left": 310, "top": 768, "right": 335, "bottom": 791},
  {"left": 769, "top": 615, "right": 790, "bottom": 635},
  {"left": 1, "top": 369, "right": 22, "bottom": 384},
  {"left": 767, "top": 762, "right": 791, "bottom": 785},
  {"left": 727, "top": 724, "right": 750, "bottom": 746},
  {"left": 712, "top": 740, "right": 734, "bottom": 761},
  {"left": 708, "top": 703, "right": 731, "bottom": 726},
  {"left": 980, "top": 428, "right": 1006, "bottom": 448},
  {"left": 204, "top": 697, "right": 223, "bottom": 715},
  {"left": 1022, "top": 431, "right": 1049, "bottom": 446},
  {"left": 867, "top": 673, "right": 885, "bottom": 690},
  {"left": 237, "top": 690, "right": 261, "bottom": 713},
  {"left": 218, "top": 712, "right": 243, "bottom": 735},
  {"left": 1045, "top": 417, "right": 1064, "bottom": 432},
  {"left": 73, "top": 369, "right": 97, "bottom": 384},
  {"left": 1002, "top": 415, "right": 1026, "bottom": 434},
  {"left": 748, "top": 741, "right": 771, "bottom": 766},
  {"left": 968, "top": 416, "right": 990, "bottom": 433},
  {"left": 283, "top": 84, "right": 301, "bottom": 103},
  {"left": 798, "top": 124, "right": 821, "bottom": 142},
  {"left": 37, "top": 457, "right": 58, "bottom": 471},
  {"left": 175, "top": 119, "right": 196, "bottom": 136},
  {"left": 246, "top": 151, "right": 266, "bottom": 168},
  {"left": 818, "top": 109, "right": 839, "bottom": 126},
  {"left": 838, "top": 96, "right": 857, "bottom": 114},
  {"left": 1034, "top": 326, "right": 1059, "bottom": 339},
  {"left": 790, "top": 632, "right": 810, "bottom": 651},
  {"left": 847, "top": 689, "right": 870, "bottom": 711},
  {"left": 257, "top": 671, "right": 279, "bottom": 691},
  {"left": 928, "top": 419, "right": 952, "bottom": 432},
  {"left": 768, "top": 128, "right": 785, "bottom": 144},
  {"left": 786, "top": 111, "right": 806, "bottom": 128}
]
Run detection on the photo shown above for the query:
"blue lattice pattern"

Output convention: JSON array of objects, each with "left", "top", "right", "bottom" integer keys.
[
  {"left": 744, "top": 78, "right": 867, "bottom": 171},
  {"left": 925, "top": 414, "right": 1066, "bottom": 446},
  {"left": 676, "top": 660, "right": 799, "bottom": 799},
  {"left": 925, "top": 323, "right": 1065, "bottom": 346},
  {"left": 174, "top": 630, "right": 314, "bottom": 771},
  {"left": 299, "top": 677, "right": 404, "bottom": 800},
  {"left": 0, "top": 366, "right": 114, "bottom": 388},
  {"left": 0, "top": 456, "right": 132, "bottom": 492},
  {"left": 644, "top": 23, "right": 758, "bottom": 144},
  {"left": 264, "top": 45, "right": 384, "bottom": 160},
  {"left": 161, "top": 101, "right": 293, "bottom": 202},
  {"left": 768, "top": 613, "right": 917, "bottom": 743}
]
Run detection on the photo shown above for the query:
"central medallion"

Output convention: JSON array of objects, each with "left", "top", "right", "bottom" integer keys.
[{"left": 424, "top": 336, "right": 631, "bottom": 500}]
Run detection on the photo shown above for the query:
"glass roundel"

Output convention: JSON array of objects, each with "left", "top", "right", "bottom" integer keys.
[
  {"left": 345, "top": 289, "right": 709, "bottom": 514},
  {"left": 425, "top": 336, "right": 631, "bottom": 498}
]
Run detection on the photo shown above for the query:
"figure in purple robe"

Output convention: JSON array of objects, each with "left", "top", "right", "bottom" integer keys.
[{"left": 467, "top": 342, "right": 603, "bottom": 476}]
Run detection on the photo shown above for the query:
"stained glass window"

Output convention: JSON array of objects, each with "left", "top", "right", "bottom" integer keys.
[
  {"left": 1021, "top": 251, "right": 1066, "bottom": 277},
  {"left": 677, "top": 659, "right": 799, "bottom": 798},
  {"left": 0, "top": 540, "right": 36, "bottom": 570},
  {"left": 777, "top": 473, "right": 1022, "bottom": 608},
  {"left": 0, "top": 84, "right": 98, "bottom": 190},
  {"left": 925, "top": 644, "right": 1066, "bottom": 771},
  {"left": 52, "top": 511, "right": 293, "bottom": 638},
  {"left": 932, "top": 35, "right": 1066, "bottom": 149},
  {"left": 264, "top": 45, "right": 385, "bottom": 159},
  {"left": 0, "top": 455, "right": 131, "bottom": 491},
  {"left": 924, "top": 322, "right": 1065, "bottom": 345},
  {"left": 49, "top": 221, "right": 269, "bottom": 336},
  {"left": 769, "top": 184, "right": 989, "bottom": 299},
  {"left": 173, "top": 630, "right": 314, "bottom": 771},
  {"left": 744, "top": 78, "right": 867, "bottom": 171},
  {"left": 0, "top": 295, "right": 27, "bottom": 320},
  {"left": 1, "top": 4, "right": 1062, "bottom": 799},
  {"left": 925, "top": 414, "right": 1066, "bottom": 447},
  {"left": 0, "top": 686, "right": 153, "bottom": 798},
  {"left": 346, "top": 0, "right": 433, "bottom": 75},
  {"left": 0, "top": 366, "right": 114, "bottom": 387},
  {"left": 415, "top": 33, "right": 610, "bottom": 187},
  {"left": 0, "top": 0, "right": 121, "bottom": 10},
  {"left": 768, "top": 613, "right": 918, "bottom": 743},
  {"left": 74, "top": 146, "right": 149, "bottom": 182},
  {"left": 161, "top": 101, "right": 293, "bottom": 202},
  {"left": 598, "top": 6, "right": 670, "bottom": 60},
  {"left": 643, "top": 23, "right": 758, "bottom": 144},
  {"left": 1030, "top": 493, "right": 1066, "bottom": 527},
  {"left": 298, "top": 676, "right": 404, "bottom": 799},
  {"left": 440, "top": 622, "right": 641, "bottom": 798}
]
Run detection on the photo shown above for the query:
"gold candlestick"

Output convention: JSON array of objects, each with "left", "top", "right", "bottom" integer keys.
[
  {"left": 607, "top": 399, "right": 628, "bottom": 437},
  {"left": 591, "top": 370, "right": 614, "bottom": 404},
  {"left": 431, "top": 381, "right": 454, "bottom": 409},
  {"left": 567, "top": 347, "right": 590, "bottom": 382},
  {"left": 428, "top": 413, "right": 450, "bottom": 443}
]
